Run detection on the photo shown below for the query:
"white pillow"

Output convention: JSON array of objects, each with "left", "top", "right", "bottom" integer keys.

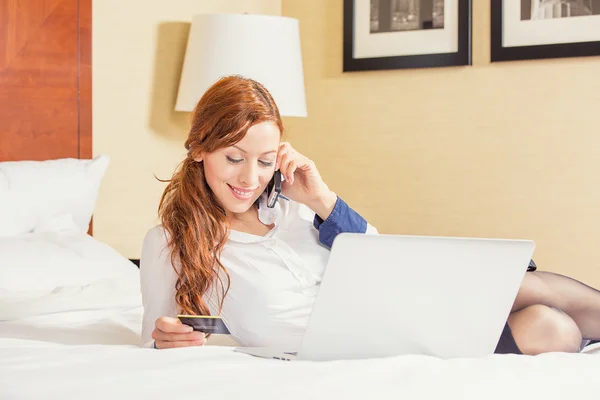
[
  {"left": 0, "top": 231, "right": 141, "bottom": 321},
  {"left": 0, "top": 155, "right": 110, "bottom": 237},
  {"left": 33, "top": 213, "right": 81, "bottom": 234},
  {"left": 0, "top": 231, "right": 139, "bottom": 292}
]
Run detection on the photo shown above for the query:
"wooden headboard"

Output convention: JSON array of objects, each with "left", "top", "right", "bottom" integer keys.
[
  {"left": 1, "top": 0, "right": 92, "bottom": 233},
  {"left": 0, "top": 0, "right": 92, "bottom": 161}
]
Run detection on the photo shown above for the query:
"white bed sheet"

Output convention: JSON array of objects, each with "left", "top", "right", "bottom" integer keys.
[
  {"left": 1, "top": 304, "right": 599, "bottom": 400},
  {"left": 1, "top": 234, "right": 599, "bottom": 399}
]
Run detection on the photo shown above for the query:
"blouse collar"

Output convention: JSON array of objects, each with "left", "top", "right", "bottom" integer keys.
[{"left": 227, "top": 192, "right": 288, "bottom": 243}]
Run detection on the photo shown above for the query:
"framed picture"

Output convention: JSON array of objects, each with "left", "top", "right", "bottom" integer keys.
[
  {"left": 491, "top": 0, "right": 600, "bottom": 62},
  {"left": 343, "top": 0, "right": 472, "bottom": 71}
]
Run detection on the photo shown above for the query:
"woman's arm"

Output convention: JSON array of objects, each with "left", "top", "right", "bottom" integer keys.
[
  {"left": 309, "top": 197, "right": 536, "bottom": 269},
  {"left": 139, "top": 226, "right": 181, "bottom": 348},
  {"left": 273, "top": 142, "right": 377, "bottom": 249},
  {"left": 311, "top": 196, "right": 378, "bottom": 249}
]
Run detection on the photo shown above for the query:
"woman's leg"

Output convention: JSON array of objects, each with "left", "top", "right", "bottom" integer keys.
[
  {"left": 512, "top": 271, "right": 600, "bottom": 340},
  {"left": 507, "top": 304, "right": 582, "bottom": 355}
]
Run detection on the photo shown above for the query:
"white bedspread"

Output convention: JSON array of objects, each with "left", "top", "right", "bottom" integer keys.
[
  {"left": 1, "top": 303, "right": 599, "bottom": 400},
  {"left": 1, "top": 232, "right": 599, "bottom": 400}
]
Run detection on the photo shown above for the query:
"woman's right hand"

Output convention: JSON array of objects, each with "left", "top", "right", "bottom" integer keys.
[{"left": 152, "top": 317, "right": 207, "bottom": 349}]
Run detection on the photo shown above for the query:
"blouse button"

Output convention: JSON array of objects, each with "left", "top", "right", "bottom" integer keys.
[{"left": 263, "top": 239, "right": 277, "bottom": 248}]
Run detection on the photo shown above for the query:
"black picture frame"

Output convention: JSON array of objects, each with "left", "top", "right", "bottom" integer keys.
[
  {"left": 343, "top": 0, "right": 472, "bottom": 72},
  {"left": 491, "top": 0, "right": 600, "bottom": 62}
]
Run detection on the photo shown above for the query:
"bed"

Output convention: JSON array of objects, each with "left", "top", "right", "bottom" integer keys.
[
  {"left": 1, "top": 156, "right": 599, "bottom": 400},
  {"left": 3, "top": 3, "right": 600, "bottom": 396}
]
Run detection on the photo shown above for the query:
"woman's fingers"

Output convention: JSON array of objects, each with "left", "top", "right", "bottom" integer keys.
[
  {"left": 285, "top": 160, "right": 297, "bottom": 184},
  {"left": 153, "top": 316, "right": 208, "bottom": 349},
  {"left": 279, "top": 152, "right": 298, "bottom": 184},
  {"left": 155, "top": 316, "right": 193, "bottom": 334},
  {"left": 155, "top": 339, "right": 206, "bottom": 349},
  {"left": 276, "top": 142, "right": 291, "bottom": 171},
  {"left": 152, "top": 329, "right": 206, "bottom": 342}
]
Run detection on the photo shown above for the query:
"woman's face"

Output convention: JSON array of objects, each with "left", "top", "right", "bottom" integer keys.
[{"left": 201, "top": 121, "right": 281, "bottom": 215}]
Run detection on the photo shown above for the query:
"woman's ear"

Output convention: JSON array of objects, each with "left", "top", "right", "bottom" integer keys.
[{"left": 188, "top": 148, "right": 205, "bottom": 162}]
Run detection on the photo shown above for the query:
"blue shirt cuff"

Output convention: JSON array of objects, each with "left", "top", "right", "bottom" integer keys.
[{"left": 313, "top": 197, "right": 367, "bottom": 248}]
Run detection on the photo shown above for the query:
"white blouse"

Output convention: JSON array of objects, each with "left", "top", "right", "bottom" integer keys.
[{"left": 140, "top": 193, "right": 377, "bottom": 349}]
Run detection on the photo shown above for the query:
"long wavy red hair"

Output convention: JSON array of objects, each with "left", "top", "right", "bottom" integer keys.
[{"left": 158, "top": 75, "right": 283, "bottom": 317}]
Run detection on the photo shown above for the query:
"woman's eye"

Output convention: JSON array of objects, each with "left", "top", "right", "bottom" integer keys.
[
  {"left": 226, "top": 156, "right": 243, "bottom": 164},
  {"left": 259, "top": 160, "right": 275, "bottom": 167}
]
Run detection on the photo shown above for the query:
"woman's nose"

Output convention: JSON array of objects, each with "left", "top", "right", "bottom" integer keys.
[{"left": 239, "top": 163, "right": 260, "bottom": 187}]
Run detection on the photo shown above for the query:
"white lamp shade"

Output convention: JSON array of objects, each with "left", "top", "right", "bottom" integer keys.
[{"left": 175, "top": 14, "right": 307, "bottom": 117}]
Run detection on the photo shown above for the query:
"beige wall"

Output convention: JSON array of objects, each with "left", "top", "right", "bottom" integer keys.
[
  {"left": 94, "top": 0, "right": 600, "bottom": 288},
  {"left": 92, "top": 0, "right": 282, "bottom": 258},
  {"left": 281, "top": 0, "right": 600, "bottom": 287}
]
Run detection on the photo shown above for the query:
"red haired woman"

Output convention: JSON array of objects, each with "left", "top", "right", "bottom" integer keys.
[{"left": 141, "top": 75, "right": 599, "bottom": 355}]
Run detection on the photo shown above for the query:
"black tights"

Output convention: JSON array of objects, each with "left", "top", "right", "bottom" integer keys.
[{"left": 512, "top": 271, "right": 600, "bottom": 341}]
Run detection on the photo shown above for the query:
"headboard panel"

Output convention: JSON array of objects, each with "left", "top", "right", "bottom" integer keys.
[
  {"left": 1, "top": 0, "right": 93, "bottom": 234},
  {"left": 0, "top": 0, "right": 92, "bottom": 161}
]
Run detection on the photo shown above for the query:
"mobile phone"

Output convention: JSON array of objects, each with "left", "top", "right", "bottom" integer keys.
[{"left": 266, "top": 170, "right": 282, "bottom": 208}]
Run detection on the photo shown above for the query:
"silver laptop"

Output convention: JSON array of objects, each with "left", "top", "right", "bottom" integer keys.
[{"left": 234, "top": 233, "right": 535, "bottom": 361}]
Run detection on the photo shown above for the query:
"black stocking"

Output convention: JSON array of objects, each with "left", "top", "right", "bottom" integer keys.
[{"left": 512, "top": 271, "right": 600, "bottom": 340}]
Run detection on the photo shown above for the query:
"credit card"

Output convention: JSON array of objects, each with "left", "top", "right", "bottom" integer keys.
[{"left": 177, "top": 315, "right": 231, "bottom": 334}]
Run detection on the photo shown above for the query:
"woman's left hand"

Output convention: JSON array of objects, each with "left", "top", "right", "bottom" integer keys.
[{"left": 276, "top": 142, "right": 337, "bottom": 220}]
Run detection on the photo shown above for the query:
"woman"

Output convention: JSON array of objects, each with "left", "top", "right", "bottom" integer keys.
[{"left": 140, "top": 75, "right": 600, "bottom": 355}]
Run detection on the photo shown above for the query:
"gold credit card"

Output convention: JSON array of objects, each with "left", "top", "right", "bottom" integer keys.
[{"left": 177, "top": 315, "right": 231, "bottom": 334}]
